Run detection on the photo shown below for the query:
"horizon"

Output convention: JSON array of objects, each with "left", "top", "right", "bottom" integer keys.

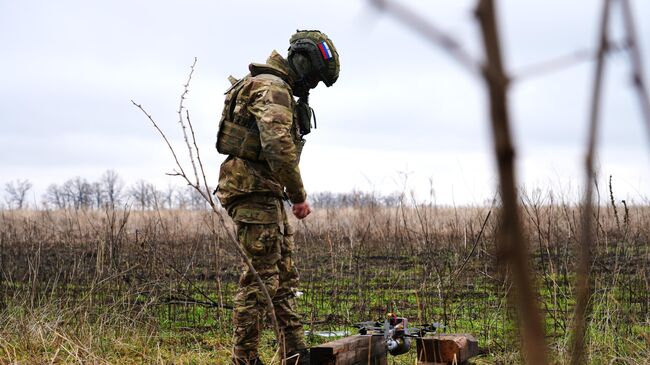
[{"left": 3, "top": 168, "right": 647, "bottom": 209}]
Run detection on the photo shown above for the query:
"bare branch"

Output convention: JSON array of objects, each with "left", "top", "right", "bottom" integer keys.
[
  {"left": 571, "top": 1, "right": 612, "bottom": 364},
  {"left": 514, "top": 48, "right": 595, "bottom": 81},
  {"left": 178, "top": 57, "right": 201, "bottom": 186},
  {"left": 475, "top": 1, "right": 549, "bottom": 364},
  {"left": 620, "top": 0, "right": 650, "bottom": 145},
  {"left": 131, "top": 100, "right": 189, "bottom": 182},
  {"left": 133, "top": 59, "right": 283, "bottom": 351},
  {"left": 510, "top": 43, "right": 616, "bottom": 81},
  {"left": 510, "top": 41, "right": 629, "bottom": 82},
  {"left": 185, "top": 109, "right": 214, "bottom": 206}
]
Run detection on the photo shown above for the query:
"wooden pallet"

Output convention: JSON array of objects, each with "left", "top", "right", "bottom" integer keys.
[
  {"left": 416, "top": 334, "right": 479, "bottom": 364},
  {"left": 309, "top": 334, "right": 388, "bottom": 365}
]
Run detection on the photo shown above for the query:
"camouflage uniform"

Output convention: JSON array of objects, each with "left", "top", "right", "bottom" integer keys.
[{"left": 217, "top": 51, "right": 307, "bottom": 361}]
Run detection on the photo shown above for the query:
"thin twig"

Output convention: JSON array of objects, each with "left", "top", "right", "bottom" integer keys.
[
  {"left": 451, "top": 208, "right": 491, "bottom": 281},
  {"left": 185, "top": 109, "right": 214, "bottom": 206},
  {"left": 131, "top": 100, "right": 188, "bottom": 179},
  {"left": 160, "top": 296, "right": 233, "bottom": 310},
  {"left": 178, "top": 57, "right": 200, "bottom": 186}
]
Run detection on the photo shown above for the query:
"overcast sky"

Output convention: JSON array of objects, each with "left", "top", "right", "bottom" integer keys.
[{"left": 1, "top": 0, "right": 649, "bottom": 206}]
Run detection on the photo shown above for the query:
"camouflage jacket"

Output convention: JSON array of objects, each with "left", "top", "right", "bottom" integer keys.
[{"left": 217, "top": 51, "right": 306, "bottom": 222}]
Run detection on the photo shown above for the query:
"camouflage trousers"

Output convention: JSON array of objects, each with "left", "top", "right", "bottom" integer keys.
[{"left": 229, "top": 197, "right": 306, "bottom": 361}]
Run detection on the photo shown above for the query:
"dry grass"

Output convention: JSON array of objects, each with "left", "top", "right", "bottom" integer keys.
[{"left": 0, "top": 193, "right": 648, "bottom": 364}]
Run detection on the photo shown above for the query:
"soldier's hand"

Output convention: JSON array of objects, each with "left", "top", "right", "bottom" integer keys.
[{"left": 292, "top": 201, "right": 312, "bottom": 219}]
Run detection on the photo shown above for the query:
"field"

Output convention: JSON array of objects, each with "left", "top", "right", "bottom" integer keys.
[{"left": 0, "top": 194, "right": 648, "bottom": 364}]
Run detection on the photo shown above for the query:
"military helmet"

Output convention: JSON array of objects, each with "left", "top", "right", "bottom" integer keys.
[{"left": 288, "top": 30, "right": 340, "bottom": 87}]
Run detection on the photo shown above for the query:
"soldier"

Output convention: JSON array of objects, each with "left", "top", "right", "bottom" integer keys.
[{"left": 215, "top": 30, "right": 340, "bottom": 365}]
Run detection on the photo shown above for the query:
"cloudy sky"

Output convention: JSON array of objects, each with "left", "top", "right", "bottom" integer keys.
[{"left": 1, "top": 0, "right": 649, "bottom": 206}]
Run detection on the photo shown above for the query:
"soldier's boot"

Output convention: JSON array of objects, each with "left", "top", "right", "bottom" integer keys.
[{"left": 285, "top": 348, "right": 309, "bottom": 365}]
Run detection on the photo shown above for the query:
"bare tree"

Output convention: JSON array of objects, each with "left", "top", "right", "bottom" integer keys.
[
  {"left": 100, "top": 169, "right": 123, "bottom": 208},
  {"left": 161, "top": 183, "right": 176, "bottom": 209},
  {"left": 91, "top": 182, "right": 104, "bottom": 209},
  {"left": 61, "top": 177, "right": 93, "bottom": 210},
  {"left": 43, "top": 183, "right": 66, "bottom": 209},
  {"left": 129, "top": 180, "right": 155, "bottom": 210},
  {"left": 4, "top": 179, "right": 33, "bottom": 209},
  {"left": 185, "top": 185, "right": 207, "bottom": 210},
  {"left": 150, "top": 187, "right": 166, "bottom": 210},
  {"left": 175, "top": 187, "right": 190, "bottom": 209}
]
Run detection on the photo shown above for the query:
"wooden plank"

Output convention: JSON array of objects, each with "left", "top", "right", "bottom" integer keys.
[
  {"left": 310, "top": 334, "right": 388, "bottom": 365},
  {"left": 416, "top": 334, "right": 479, "bottom": 364}
]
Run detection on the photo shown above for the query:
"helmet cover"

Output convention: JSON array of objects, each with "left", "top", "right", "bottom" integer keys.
[{"left": 289, "top": 30, "right": 340, "bottom": 87}]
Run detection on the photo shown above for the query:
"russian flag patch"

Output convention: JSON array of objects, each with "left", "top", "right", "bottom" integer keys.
[{"left": 318, "top": 41, "right": 333, "bottom": 60}]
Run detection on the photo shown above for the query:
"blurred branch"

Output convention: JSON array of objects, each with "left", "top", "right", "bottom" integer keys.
[
  {"left": 513, "top": 48, "right": 595, "bottom": 81},
  {"left": 372, "top": 0, "right": 550, "bottom": 361},
  {"left": 368, "top": 0, "right": 480, "bottom": 75},
  {"left": 475, "top": 1, "right": 549, "bottom": 364},
  {"left": 571, "top": 0, "right": 612, "bottom": 364},
  {"left": 510, "top": 41, "right": 629, "bottom": 82},
  {"left": 367, "top": 0, "right": 639, "bottom": 89},
  {"left": 620, "top": 0, "right": 650, "bottom": 145}
]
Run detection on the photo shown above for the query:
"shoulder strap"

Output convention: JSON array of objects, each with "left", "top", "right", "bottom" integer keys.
[{"left": 225, "top": 76, "right": 248, "bottom": 121}]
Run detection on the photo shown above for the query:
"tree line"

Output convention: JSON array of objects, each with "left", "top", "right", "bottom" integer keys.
[
  {"left": 3, "top": 170, "right": 207, "bottom": 210},
  {"left": 3, "top": 170, "right": 404, "bottom": 210}
]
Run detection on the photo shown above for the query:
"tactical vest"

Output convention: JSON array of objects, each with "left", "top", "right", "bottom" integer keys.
[{"left": 216, "top": 70, "right": 304, "bottom": 162}]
